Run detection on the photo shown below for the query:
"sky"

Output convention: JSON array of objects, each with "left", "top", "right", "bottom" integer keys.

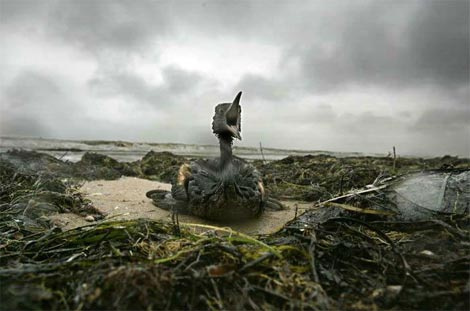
[{"left": 0, "top": 0, "right": 469, "bottom": 157}]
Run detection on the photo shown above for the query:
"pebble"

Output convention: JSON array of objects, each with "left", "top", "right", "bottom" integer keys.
[
  {"left": 386, "top": 285, "right": 403, "bottom": 296},
  {"left": 419, "top": 250, "right": 436, "bottom": 257},
  {"left": 85, "top": 215, "right": 95, "bottom": 222}
]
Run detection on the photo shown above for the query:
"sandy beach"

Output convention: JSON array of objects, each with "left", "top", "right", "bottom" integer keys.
[{"left": 48, "top": 176, "right": 314, "bottom": 235}]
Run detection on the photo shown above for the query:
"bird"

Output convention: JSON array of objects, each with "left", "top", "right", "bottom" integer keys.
[{"left": 146, "top": 91, "right": 282, "bottom": 221}]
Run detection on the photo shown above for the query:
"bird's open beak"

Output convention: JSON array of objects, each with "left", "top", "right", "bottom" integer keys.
[
  {"left": 225, "top": 92, "right": 242, "bottom": 140},
  {"left": 227, "top": 125, "right": 241, "bottom": 140}
]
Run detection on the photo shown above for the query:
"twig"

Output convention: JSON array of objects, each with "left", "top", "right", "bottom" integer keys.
[
  {"left": 171, "top": 206, "right": 180, "bottom": 236},
  {"left": 308, "top": 231, "right": 320, "bottom": 283},
  {"left": 319, "top": 184, "right": 389, "bottom": 205},
  {"left": 324, "top": 202, "right": 396, "bottom": 216},
  {"left": 328, "top": 217, "right": 415, "bottom": 285},
  {"left": 339, "top": 174, "right": 344, "bottom": 196},
  {"left": 58, "top": 150, "right": 69, "bottom": 160},
  {"left": 239, "top": 252, "right": 274, "bottom": 272},
  {"left": 210, "top": 278, "right": 224, "bottom": 310},
  {"left": 259, "top": 142, "right": 266, "bottom": 164}
]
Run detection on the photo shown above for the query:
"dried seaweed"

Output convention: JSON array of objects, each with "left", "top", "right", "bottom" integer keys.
[
  {"left": 257, "top": 154, "right": 470, "bottom": 201},
  {"left": 0, "top": 150, "right": 468, "bottom": 310},
  {"left": 0, "top": 149, "right": 185, "bottom": 182}
]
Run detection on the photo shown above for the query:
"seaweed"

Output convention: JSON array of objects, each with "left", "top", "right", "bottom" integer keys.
[
  {"left": 0, "top": 150, "right": 73, "bottom": 178},
  {"left": 0, "top": 150, "right": 468, "bottom": 310},
  {"left": 0, "top": 216, "right": 331, "bottom": 310},
  {"left": 1, "top": 208, "right": 467, "bottom": 310},
  {"left": 73, "top": 152, "right": 140, "bottom": 180},
  {"left": 0, "top": 159, "right": 103, "bottom": 233},
  {"left": 257, "top": 154, "right": 470, "bottom": 201},
  {"left": 135, "top": 151, "right": 186, "bottom": 183},
  {"left": 0, "top": 150, "right": 185, "bottom": 182}
]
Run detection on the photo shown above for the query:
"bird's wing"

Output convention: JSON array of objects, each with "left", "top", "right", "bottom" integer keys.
[
  {"left": 233, "top": 160, "right": 265, "bottom": 201},
  {"left": 189, "top": 159, "right": 222, "bottom": 196}
]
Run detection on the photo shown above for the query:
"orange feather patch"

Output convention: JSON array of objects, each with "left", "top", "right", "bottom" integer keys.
[{"left": 177, "top": 163, "right": 192, "bottom": 186}]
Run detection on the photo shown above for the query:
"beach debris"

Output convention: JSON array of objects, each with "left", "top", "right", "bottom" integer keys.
[
  {"left": 137, "top": 150, "right": 186, "bottom": 182},
  {"left": 315, "top": 169, "right": 469, "bottom": 221},
  {"left": 258, "top": 154, "right": 469, "bottom": 201},
  {"left": 0, "top": 149, "right": 468, "bottom": 310}
]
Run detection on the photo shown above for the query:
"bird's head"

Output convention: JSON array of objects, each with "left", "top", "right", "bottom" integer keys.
[{"left": 212, "top": 91, "right": 242, "bottom": 140}]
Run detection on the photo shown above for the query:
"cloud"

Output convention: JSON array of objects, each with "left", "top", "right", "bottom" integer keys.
[
  {"left": 0, "top": 71, "right": 71, "bottom": 137},
  {"left": 1, "top": 116, "right": 51, "bottom": 137},
  {"left": 294, "top": 0, "right": 469, "bottom": 92},
  {"left": 5, "top": 1, "right": 467, "bottom": 92},
  {"left": 1, "top": 0, "right": 468, "bottom": 156},
  {"left": 406, "top": 1, "right": 469, "bottom": 87},
  {"left": 48, "top": 0, "right": 173, "bottom": 54},
  {"left": 1, "top": 71, "right": 70, "bottom": 113},
  {"left": 235, "top": 74, "right": 290, "bottom": 101},
  {"left": 163, "top": 66, "right": 205, "bottom": 94},
  {"left": 412, "top": 108, "right": 470, "bottom": 132},
  {"left": 0, "top": 0, "right": 47, "bottom": 26},
  {"left": 409, "top": 108, "right": 470, "bottom": 156},
  {"left": 88, "top": 65, "right": 211, "bottom": 110}
]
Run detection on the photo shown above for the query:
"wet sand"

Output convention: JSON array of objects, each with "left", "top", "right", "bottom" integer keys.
[{"left": 48, "top": 177, "right": 314, "bottom": 235}]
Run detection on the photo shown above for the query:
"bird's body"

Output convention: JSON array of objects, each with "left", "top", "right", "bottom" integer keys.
[
  {"left": 146, "top": 92, "right": 280, "bottom": 221},
  {"left": 175, "top": 156, "right": 264, "bottom": 220}
]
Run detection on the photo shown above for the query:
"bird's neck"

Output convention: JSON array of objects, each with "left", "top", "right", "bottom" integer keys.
[{"left": 218, "top": 134, "right": 233, "bottom": 170}]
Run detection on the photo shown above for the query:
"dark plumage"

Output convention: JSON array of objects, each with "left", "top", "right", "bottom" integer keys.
[{"left": 146, "top": 92, "right": 279, "bottom": 221}]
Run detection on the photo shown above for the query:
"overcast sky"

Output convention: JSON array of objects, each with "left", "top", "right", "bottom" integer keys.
[{"left": 1, "top": 0, "right": 468, "bottom": 156}]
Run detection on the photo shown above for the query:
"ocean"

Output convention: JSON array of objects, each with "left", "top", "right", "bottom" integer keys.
[{"left": 0, "top": 136, "right": 381, "bottom": 163}]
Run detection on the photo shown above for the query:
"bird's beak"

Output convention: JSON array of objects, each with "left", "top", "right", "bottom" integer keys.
[
  {"left": 232, "top": 91, "right": 242, "bottom": 106},
  {"left": 225, "top": 91, "right": 242, "bottom": 140},
  {"left": 228, "top": 125, "right": 242, "bottom": 140}
]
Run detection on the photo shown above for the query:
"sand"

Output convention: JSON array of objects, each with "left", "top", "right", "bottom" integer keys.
[{"left": 48, "top": 177, "right": 314, "bottom": 235}]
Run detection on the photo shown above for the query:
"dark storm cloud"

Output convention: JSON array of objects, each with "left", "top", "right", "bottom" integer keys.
[
  {"left": 0, "top": 0, "right": 46, "bottom": 25},
  {"left": 48, "top": 0, "right": 172, "bottom": 53},
  {"left": 2, "top": 71, "right": 65, "bottom": 112},
  {"left": 337, "top": 112, "right": 405, "bottom": 135},
  {"left": 89, "top": 65, "right": 206, "bottom": 107},
  {"left": 170, "top": 1, "right": 291, "bottom": 40},
  {"left": 0, "top": 71, "right": 73, "bottom": 136},
  {"left": 410, "top": 108, "right": 470, "bottom": 156},
  {"left": 281, "top": 103, "right": 337, "bottom": 124},
  {"left": 307, "top": 104, "right": 338, "bottom": 124},
  {"left": 407, "top": 1, "right": 469, "bottom": 87},
  {"left": 89, "top": 72, "right": 166, "bottom": 105},
  {"left": 1, "top": 117, "right": 51, "bottom": 137},
  {"left": 412, "top": 108, "right": 470, "bottom": 132},
  {"left": 330, "top": 108, "right": 469, "bottom": 156},
  {"left": 16, "top": 0, "right": 282, "bottom": 54},
  {"left": 163, "top": 67, "right": 205, "bottom": 94},
  {"left": 295, "top": 0, "right": 469, "bottom": 92},
  {"left": 0, "top": 69, "right": 179, "bottom": 141},
  {"left": 1, "top": 0, "right": 468, "bottom": 156},
  {"left": 4, "top": 0, "right": 467, "bottom": 93},
  {"left": 235, "top": 74, "right": 290, "bottom": 101}
]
